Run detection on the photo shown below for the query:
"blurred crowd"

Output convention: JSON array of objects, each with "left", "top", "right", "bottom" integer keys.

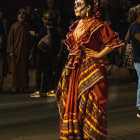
[
  {"left": 0, "top": 0, "right": 69, "bottom": 95},
  {"left": 0, "top": 0, "right": 140, "bottom": 95}
]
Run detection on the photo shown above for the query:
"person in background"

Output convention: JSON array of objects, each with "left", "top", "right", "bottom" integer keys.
[
  {"left": 56, "top": 0, "right": 124, "bottom": 139},
  {"left": 25, "top": 5, "right": 33, "bottom": 27},
  {"left": 46, "top": 0, "right": 61, "bottom": 26},
  {"left": 123, "top": 7, "right": 137, "bottom": 83},
  {"left": 0, "top": 9, "right": 8, "bottom": 93},
  {"left": 25, "top": 5, "right": 43, "bottom": 69},
  {"left": 7, "top": 8, "right": 33, "bottom": 93},
  {"left": 30, "top": 10, "right": 60, "bottom": 97},
  {"left": 126, "top": 4, "right": 140, "bottom": 118}
]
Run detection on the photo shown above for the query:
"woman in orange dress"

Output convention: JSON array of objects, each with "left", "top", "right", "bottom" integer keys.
[{"left": 56, "top": 0, "right": 124, "bottom": 139}]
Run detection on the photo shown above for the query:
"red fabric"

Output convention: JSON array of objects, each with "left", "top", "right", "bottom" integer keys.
[
  {"left": 64, "top": 16, "right": 124, "bottom": 70},
  {"left": 57, "top": 16, "right": 124, "bottom": 139}
]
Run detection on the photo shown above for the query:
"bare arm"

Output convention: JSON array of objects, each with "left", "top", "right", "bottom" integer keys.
[
  {"left": 85, "top": 47, "right": 114, "bottom": 59},
  {"left": 134, "top": 33, "right": 140, "bottom": 42},
  {"left": 125, "top": 30, "right": 130, "bottom": 42}
]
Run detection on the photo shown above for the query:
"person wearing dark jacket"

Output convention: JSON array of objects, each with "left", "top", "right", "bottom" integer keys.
[
  {"left": 126, "top": 5, "right": 140, "bottom": 118},
  {"left": 30, "top": 10, "right": 60, "bottom": 97}
]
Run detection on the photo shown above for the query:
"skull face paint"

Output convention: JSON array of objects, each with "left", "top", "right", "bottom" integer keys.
[
  {"left": 74, "top": 0, "right": 88, "bottom": 18},
  {"left": 17, "top": 9, "right": 26, "bottom": 22}
]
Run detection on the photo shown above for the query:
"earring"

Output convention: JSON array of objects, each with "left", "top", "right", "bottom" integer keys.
[{"left": 86, "top": 11, "right": 89, "bottom": 17}]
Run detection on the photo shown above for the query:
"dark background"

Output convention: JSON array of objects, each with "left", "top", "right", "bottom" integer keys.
[
  {"left": 0, "top": 0, "right": 140, "bottom": 31},
  {"left": 0, "top": 0, "right": 74, "bottom": 25}
]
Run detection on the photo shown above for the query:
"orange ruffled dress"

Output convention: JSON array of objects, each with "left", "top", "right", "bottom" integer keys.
[{"left": 56, "top": 16, "right": 124, "bottom": 140}]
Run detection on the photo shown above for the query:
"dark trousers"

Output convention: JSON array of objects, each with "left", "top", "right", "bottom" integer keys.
[{"left": 36, "top": 50, "right": 53, "bottom": 92}]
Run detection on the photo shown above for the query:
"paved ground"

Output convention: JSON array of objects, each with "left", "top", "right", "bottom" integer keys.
[{"left": 0, "top": 68, "right": 140, "bottom": 140}]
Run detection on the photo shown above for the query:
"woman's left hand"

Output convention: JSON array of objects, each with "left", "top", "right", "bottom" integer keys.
[{"left": 85, "top": 48, "right": 100, "bottom": 58}]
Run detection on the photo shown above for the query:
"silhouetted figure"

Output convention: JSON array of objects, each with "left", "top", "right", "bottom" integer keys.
[
  {"left": 0, "top": 9, "right": 8, "bottom": 93},
  {"left": 25, "top": 5, "right": 43, "bottom": 69}
]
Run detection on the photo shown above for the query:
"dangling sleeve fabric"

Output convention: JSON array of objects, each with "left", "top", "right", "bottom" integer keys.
[{"left": 97, "top": 23, "right": 125, "bottom": 49}]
